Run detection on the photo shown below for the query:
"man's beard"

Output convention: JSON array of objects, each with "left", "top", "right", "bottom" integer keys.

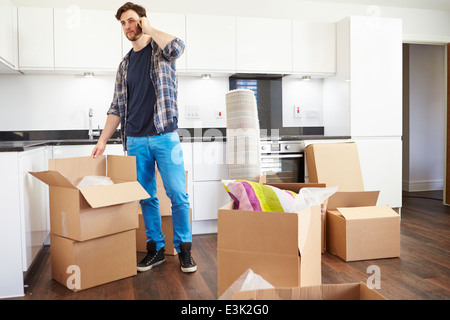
[{"left": 126, "top": 28, "right": 143, "bottom": 42}]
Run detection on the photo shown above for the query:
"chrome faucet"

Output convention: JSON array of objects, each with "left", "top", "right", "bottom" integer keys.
[{"left": 88, "top": 108, "right": 100, "bottom": 140}]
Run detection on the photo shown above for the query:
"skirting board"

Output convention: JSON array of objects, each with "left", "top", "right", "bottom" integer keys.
[{"left": 402, "top": 179, "right": 443, "bottom": 192}]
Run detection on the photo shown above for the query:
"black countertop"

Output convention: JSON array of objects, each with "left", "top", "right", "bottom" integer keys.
[{"left": 0, "top": 129, "right": 350, "bottom": 152}]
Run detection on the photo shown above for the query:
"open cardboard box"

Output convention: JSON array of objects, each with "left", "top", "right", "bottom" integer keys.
[
  {"left": 306, "top": 142, "right": 400, "bottom": 261},
  {"left": 50, "top": 230, "right": 137, "bottom": 292},
  {"left": 326, "top": 191, "right": 400, "bottom": 261},
  {"left": 217, "top": 182, "right": 325, "bottom": 298},
  {"left": 30, "top": 155, "right": 150, "bottom": 241},
  {"left": 233, "top": 282, "right": 385, "bottom": 300}
]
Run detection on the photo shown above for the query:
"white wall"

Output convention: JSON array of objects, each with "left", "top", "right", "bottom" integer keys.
[
  {"left": 403, "top": 44, "right": 446, "bottom": 191},
  {"left": 0, "top": 73, "right": 326, "bottom": 131}
]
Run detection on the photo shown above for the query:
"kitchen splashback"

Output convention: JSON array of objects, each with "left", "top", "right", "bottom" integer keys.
[{"left": 229, "top": 74, "right": 324, "bottom": 139}]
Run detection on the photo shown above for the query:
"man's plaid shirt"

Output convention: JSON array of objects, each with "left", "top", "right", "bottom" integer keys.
[{"left": 107, "top": 38, "right": 185, "bottom": 150}]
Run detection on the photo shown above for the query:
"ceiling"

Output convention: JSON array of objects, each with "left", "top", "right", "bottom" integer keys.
[{"left": 303, "top": 0, "right": 450, "bottom": 11}]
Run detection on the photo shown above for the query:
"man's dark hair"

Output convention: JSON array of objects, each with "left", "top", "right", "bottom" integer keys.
[{"left": 115, "top": 2, "right": 147, "bottom": 20}]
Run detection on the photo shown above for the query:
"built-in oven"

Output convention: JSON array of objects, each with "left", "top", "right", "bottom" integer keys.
[{"left": 260, "top": 140, "right": 305, "bottom": 183}]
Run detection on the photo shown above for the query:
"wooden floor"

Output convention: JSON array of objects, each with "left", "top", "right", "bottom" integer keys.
[{"left": 9, "top": 190, "right": 450, "bottom": 300}]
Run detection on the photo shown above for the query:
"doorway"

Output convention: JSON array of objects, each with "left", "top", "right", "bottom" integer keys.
[{"left": 402, "top": 43, "right": 447, "bottom": 203}]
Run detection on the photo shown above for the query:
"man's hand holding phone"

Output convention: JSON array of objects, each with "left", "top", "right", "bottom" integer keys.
[{"left": 138, "top": 17, "right": 152, "bottom": 35}]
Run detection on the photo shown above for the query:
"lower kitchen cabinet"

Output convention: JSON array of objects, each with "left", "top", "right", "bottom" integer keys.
[
  {"left": 304, "top": 138, "right": 402, "bottom": 210},
  {"left": 193, "top": 181, "right": 230, "bottom": 221},
  {"left": 191, "top": 142, "right": 229, "bottom": 234},
  {"left": 0, "top": 146, "right": 50, "bottom": 298},
  {"left": 352, "top": 137, "right": 402, "bottom": 209}
]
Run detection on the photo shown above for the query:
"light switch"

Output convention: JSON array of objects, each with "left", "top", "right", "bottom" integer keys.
[
  {"left": 185, "top": 105, "right": 200, "bottom": 119},
  {"left": 216, "top": 109, "right": 224, "bottom": 119},
  {"left": 294, "top": 105, "right": 301, "bottom": 118}
]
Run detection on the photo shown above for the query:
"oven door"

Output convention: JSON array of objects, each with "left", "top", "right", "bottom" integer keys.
[{"left": 260, "top": 153, "right": 305, "bottom": 183}]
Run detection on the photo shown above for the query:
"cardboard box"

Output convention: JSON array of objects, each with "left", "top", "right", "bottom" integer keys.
[
  {"left": 305, "top": 142, "right": 400, "bottom": 261},
  {"left": 30, "top": 155, "right": 150, "bottom": 241},
  {"left": 217, "top": 183, "right": 325, "bottom": 298},
  {"left": 233, "top": 282, "right": 386, "bottom": 300},
  {"left": 326, "top": 191, "right": 400, "bottom": 261},
  {"left": 50, "top": 230, "right": 137, "bottom": 292},
  {"left": 136, "top": 210, "right": 192, "bottom": 255},
  {"left": 306, "top": 142, "right": 364, "bottom": 192}
]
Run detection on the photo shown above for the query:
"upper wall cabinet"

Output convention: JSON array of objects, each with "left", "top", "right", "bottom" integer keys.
[
  {"left": 122, "top": 12, "right": 186, "bottom": 71},
  {"left": 236, "top": 17, "right": 292, "bottom": 74},
  {"left": 339, "top": 16, "right": 402, "bottom": 137},
  {"left": 185, "top": 14, "right": 236, "bottom": 73},
  {"left": 54, "top": 8, "right": 122, "bottom": 71},
  {"left": 18, "top": 7, "right": 54, "bottom": 70},
  {"left": 292, "top": 21, "right": 336, "bottom": 75},
  {"left": 0, "top": 0, "right": 18, "bottom": 70}
]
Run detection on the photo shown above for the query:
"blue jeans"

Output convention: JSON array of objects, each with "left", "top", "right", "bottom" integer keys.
[{"left": 126, "top": 132, "right": 191, "bottom": 253}]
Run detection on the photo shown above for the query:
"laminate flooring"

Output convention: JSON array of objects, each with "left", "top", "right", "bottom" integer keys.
[{"left": 8, "top": 190, "right": 450, "bottom": 301}]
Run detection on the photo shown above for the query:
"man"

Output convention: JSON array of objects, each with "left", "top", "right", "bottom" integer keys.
[{"left": 92, "top": 2, "right": 196, "bottom": 273}]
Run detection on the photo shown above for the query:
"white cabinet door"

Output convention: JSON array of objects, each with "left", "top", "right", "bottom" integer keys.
[
  {"left": 18, "top": 147, "right": 50, "bottom": 271},
  {"left": 347, "top": 16, "right": 402, "bottom": 137},
  {"left": 292, "top": 21, "right": 336, "bottom": 75},
  {"left": 122, "top": 12, "right": 186, "bottom": 71},
  {"left": 0, "top": 0, "right": 17, "bottom": 69},
  {"left": 193, "top": 181, "right": 230, "bottom": 220},
  {"left": 236, "top": 17, "right": 292, "bottom": 73},
  {"left": 0, "top": 152, "right": 23, "bottom": 298},
  {"left": 352, "top": 138, "right": 402, "bottom": 208},
  {"left": 54, "top": 8, "right": 122, "bottom": 71},
  {"left": 18, "top": 7, "right": 54, "bottom": 70},
  {"left": 186, "top": 14, "right": 236, "bottom": 72},
  {"left": 192, "top": 142, "right": 228, "bottom": 181}
]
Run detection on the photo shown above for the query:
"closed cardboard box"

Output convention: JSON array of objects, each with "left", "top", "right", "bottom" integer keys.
[
  {"left": 30, "top": 155, "right": 149, "bottom": 241},
  {"left": 217, "top": 183, "right": 324, "bottom": 298},
  {"left": 50, "top": 230, "right": 137, "bottom": 292}
]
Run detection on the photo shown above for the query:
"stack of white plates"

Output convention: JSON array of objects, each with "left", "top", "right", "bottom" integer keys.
[{"left": 225, "top": 89, "right": 262, "bottom": 182}]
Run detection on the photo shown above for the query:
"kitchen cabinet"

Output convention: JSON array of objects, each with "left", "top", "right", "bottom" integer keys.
[
  {"left": 54, "top": 8, "right": 122, "bottom": 72},
  {"left": 352, "top": 137, "right": 402, "bottom": 209},
  {"left": 0, "top": 0, "right": 18, "bottom": 70},
  {"left": 122, "top": 12, "right": 186, "bottom": 71},
  {"left": 338, "top": 16, "right": 402, "bottom": 137},
  {"left": 292, "top": 21, "right": 336, "bottom": 75},
  {"left": 18, "top": 146, "right": 50, "bottom": 270},
  {"left": 236, "top": 16, "right": 292, "bottom": 74},
  {"left": 0, "top": 146, "right": 49, "bottom": 298},
  {"left": 18, "top": 7, "right": 54, "bottom": 70},
  {"left": 185, "top": 14, "right": 236, "bottom": 73},
  {"left": 192, "top": 142, "right": 229, "bottom": 223}
]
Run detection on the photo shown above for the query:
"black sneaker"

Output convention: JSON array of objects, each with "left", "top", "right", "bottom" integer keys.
[
  {"left": 178, "top": 242, "right": 197, "bottom": 273},
  {"left": 137, "top": 241, "right": 165, "bottom": 272}
]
